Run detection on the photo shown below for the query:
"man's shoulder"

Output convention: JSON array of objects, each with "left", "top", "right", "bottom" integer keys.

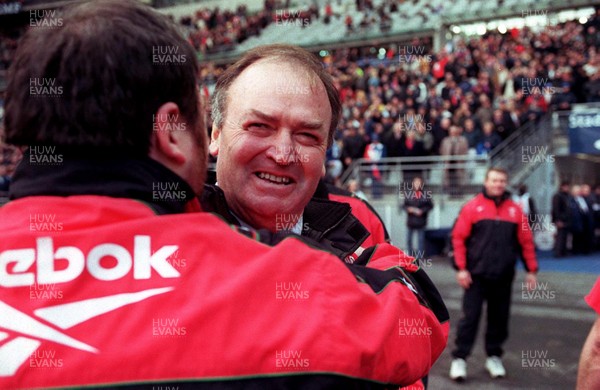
[{"left": 463, "top": 193, "right": 484, "bottom": 208}]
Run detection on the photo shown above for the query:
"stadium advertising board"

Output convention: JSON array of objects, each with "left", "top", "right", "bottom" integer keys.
[{"left": 568, "top": 110, "right": 600, "bottom": 155}]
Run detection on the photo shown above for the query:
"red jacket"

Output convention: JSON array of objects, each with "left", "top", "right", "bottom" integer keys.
[
  {"left": 0, "top": 195, "right": 447, "bottom": 389},
  {"left": 585, "top": 277, "right": 600, "bottom": 314},
  {"left": 452, "top": 191, "right": 538, "bottom": 278},
  {"left": 329, "top": 193, "right": 388, "bottom": 247}
]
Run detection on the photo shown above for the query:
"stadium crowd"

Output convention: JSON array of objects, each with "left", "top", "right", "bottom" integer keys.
[
  {"left": 2, "top": 3, "right": 600, "bottom": 191},
  {"left": 195, "top": 7, "right": 600, "bottom": 185}
]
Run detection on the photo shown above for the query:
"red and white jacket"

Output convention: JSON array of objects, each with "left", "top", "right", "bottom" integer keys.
[
  {"left": 0, "top": 195, "right": 447, "bottom": 389},
  {"left": 452, "top": 191, "right": 538, "bottom": 278}
]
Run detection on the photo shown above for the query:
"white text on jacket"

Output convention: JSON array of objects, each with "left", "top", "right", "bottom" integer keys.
[{"left": 0, "top": 236, "right": 180, "bottom": 287}]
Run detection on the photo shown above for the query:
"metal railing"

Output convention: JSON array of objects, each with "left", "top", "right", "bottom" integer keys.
[
  {"left": 488, "top": 114, "right": 553, "bottom": 186},
  {"left": 340, "top": 154, "right": 489, "bottom": 198}
]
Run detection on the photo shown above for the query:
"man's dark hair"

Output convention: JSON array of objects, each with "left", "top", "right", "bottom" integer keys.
[
  {"left": 211, "top": 44, "right": 341, "bottom": 147},
  {"left": 4, "top": 0, "right": 200, "bottom": 155}
]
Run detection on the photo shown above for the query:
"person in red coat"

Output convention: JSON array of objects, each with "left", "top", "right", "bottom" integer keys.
[{"left": 449, "top": 167, "right": 538, "bottom": 381}]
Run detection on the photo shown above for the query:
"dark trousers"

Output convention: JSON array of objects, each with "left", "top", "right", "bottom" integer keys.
[
  {"left": 452, "top": 275, "right": 513, "bottom": 359},
  {"left": 554, "top": 227, "right": 568, "bottom": 257}
]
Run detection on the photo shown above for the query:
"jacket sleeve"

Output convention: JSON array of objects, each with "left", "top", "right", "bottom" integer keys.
[
  {"left": 421, "top": 198, "right": 434, "bottom": 214},
  {"left": 339, "top": 242, "right": 449, "bottom": 385},
  {"left": 515, "top": 207, "right": 539, "bottom": 273},
  {"left": 451, "top": 203, "right": 472, "bottom": 271}
]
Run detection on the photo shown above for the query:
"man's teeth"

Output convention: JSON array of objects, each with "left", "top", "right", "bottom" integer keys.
[{"left": 257, "top": 172, "right": 290, "bottom": 184}]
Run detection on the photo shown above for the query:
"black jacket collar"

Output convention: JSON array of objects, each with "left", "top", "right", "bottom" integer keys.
[
  {"left": 9, "top": 148, "right": 195, "bottom": 215},
  {"left": 200, "top": 184, "right": 369, "bottom": 260}
]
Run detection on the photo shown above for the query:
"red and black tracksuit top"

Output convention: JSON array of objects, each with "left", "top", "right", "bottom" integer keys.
[
  {"left": 0, "top": 154, "right": 448, "bottom": 389},
  {"left": 452, "top": 190, "right": 538, "bottom": 279}
]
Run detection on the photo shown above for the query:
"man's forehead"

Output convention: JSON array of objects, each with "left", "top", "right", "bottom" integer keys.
[
  {"left": 231, "top": 58, "right": 321, "bottom": 90},
  {"left": 487, "top": 172, "right": 507, "bottom": 180},
  {"left": 225, "top": 59, "right": 330, "bottom": 117}
]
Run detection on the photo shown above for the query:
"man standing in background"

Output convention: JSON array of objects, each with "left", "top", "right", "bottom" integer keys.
[
  {"left": 449, "top": 167, "right": 538, "bottom": 381},
  {"left": 552, "top": 181, "right": 571, "bottom": 257}
]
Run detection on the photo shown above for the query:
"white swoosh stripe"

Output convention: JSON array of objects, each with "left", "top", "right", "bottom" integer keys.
[
  {"left": 34, "top": 287, "right": 174, "bottom": 329},
  {"left": 0, "top": 301, "right": 96, "bottom": 353},
  {"left": 0, "top": 337, "right": 41, "bottom": 377}
]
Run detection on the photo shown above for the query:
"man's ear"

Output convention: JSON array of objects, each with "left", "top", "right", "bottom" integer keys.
[
  {"left": 208, "top": 123, "right": 221, "bottom": 157},
  {"left": 149, "top": 102, "right": 187, "bottom": 166}
]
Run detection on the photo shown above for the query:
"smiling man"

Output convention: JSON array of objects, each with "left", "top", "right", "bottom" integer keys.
[
  {"left": 205, "top": 45, "right": 449, "bottom": 390},
  {"left": 209, "top": 45, "right": 337, "bottom": 233},
  {"left": 204, "top": 44, "right": 391, "bottom": 262}
]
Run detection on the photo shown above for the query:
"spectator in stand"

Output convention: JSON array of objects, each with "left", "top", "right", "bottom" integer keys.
[
  {"left": 440, "top": 125, "right": 468, "bottom": 194},
  {"left": 475, "top": 94, "right": 494, "bottom": 126},
  {"left": 462, "top": 118, "right": 482, "bottom": 151},
  {"left": 431, "top": 116, "right": 451, "bottom": 153},
  {"left": 340, "top": 124, "right": 366, "bottom": 171},
  {"left": 344, "top": 14, "right": 354, "bottom": 33},
  {"left": 382, "top": 120, "right": 404, "bottom": 158},
  {"left": 364, "top": 133, "right": 386, "bottom": 199},
  {"left": 476, "top": 121, "right": 502, "bottom": 156},
  {"left": 524, "top": 88, "right": 549, "bottom": 119},
  {"left": 400, "top": 127, "right": 426, "bottom": 181},
  {"left": 415, "top": 120, "right": 434, "bottom": 155},
  {"left": 492, "top": 108, "right": 516, "bottom": 141},
  {"left": 453, "top": 100, "right": 474, "bottom": 128},
  {"left": 551, "top": 83, "right": 577, "bottom": 110},
  {"left": 401, "top": 128, "right": 426, "bottom": 158}
]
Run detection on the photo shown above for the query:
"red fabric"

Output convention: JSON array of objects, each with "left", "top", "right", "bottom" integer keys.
[
  {"left": 400, "top": 378, "right": 425, "bottom": 390},
  {"left": 586, "top": 278, "right": 600, "bottom": 315},
  {"left": 452, "top": 193, "right": 538, "bottom": 273},
  {"left": 0, "top": 196, "right": 446, "bottom": 388}
]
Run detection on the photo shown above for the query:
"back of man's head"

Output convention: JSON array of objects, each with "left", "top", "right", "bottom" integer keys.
[{"left": 4, "top": 0, "right": 200, "bottom": 156}]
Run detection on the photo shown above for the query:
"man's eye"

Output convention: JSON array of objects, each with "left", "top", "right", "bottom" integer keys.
[
  {"left": 249, "top": 123, "right": 266, "bottom": 128},
  {"left": 298, "top": 132, "right": 319, "bottom": 141}
]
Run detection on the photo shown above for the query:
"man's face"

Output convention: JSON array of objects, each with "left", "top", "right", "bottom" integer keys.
[
  {"left": 484, "top": 170, "right": 508, "bottom": 197},
  {"left": 210, "top": 60, "right": 331, "bottom": 231}
]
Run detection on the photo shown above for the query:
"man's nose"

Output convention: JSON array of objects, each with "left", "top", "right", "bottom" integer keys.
[{"left": 266, "top": 130, "right": 295, "bottom": 165}]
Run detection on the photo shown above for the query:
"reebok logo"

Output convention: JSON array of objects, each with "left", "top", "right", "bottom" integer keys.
[
  {"left": 0, "top": 287, "right": 173, "bottom": 377},
  {"left": 0, "top": 236, "right": 180, "bottom": 287}
]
